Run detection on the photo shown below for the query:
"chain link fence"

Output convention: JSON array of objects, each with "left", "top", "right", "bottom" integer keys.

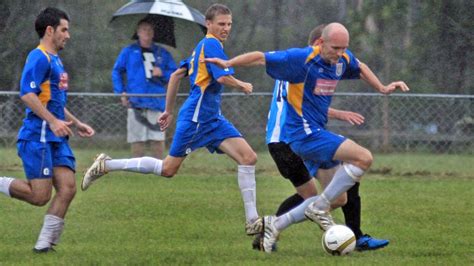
[{"left": 0, "top": 91, "right": 472, "bottom": 154}]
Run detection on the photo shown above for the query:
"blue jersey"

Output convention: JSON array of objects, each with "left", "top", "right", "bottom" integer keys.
[
  {"left": 112, "top": 42, "right": 177, "bottom": 111},
  {"left": 18, "top": 45, "right": 69, "bottom": 143},
  {"left": 265, "top": 46, "right": 360, "bottom": 142},
  {"left": 266, "top": 80, "right": 289, "bottom": 144},
  {"left": 177, "top": 34, "right": 235, "bottom": 123}
]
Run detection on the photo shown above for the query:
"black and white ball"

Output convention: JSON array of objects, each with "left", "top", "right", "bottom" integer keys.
[{"left": 322, "top": 225, "right": 356, "bottom": 256}]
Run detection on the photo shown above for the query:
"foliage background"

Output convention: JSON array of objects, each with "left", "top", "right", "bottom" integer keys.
[{"left": 0, "top": 0, "right": 473, "bottom": 94}]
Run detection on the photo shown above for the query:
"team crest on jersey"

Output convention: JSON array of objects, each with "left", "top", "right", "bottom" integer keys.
[
  {"left": 59, "top": 72, "right": 69, "bottom": 90},
  {"left": 336, "top": 63, "right": 343, "bottom": 76}
]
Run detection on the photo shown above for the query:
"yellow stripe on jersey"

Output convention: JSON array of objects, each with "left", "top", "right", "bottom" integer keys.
[
  {"left": 305, "top": 46, "right": 321, "bottom": 64},
  {"left": 205, "top": 34, "right": 223, "bottom": 48},
  {"left": 195, "top": 45, "right": 211, "bottom": 92},
  {"left": 342, "top": 52, "right": 350, "bottom": 64},
  {"left": 37, "top": 45, "right": 51, "bottom": 63},
  {"left": 38, "top": 81, "right": 51, "bottom": 106},
  {"left": 287, "top": 83, "right": 305, "bottom": 116}
]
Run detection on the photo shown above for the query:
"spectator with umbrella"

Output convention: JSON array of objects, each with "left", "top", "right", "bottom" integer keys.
[{"left": 112, "top": 17, "right": 177, "bottom": 159}]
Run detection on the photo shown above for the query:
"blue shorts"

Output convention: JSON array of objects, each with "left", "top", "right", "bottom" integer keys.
[
  {"left": 289, "top": 128, "right": 346, "bottom": 177},
  {"left": 169, "top": 118, "right": 242, "bottom": 157},
  {"left": 17, "top": 140, "right": 76, "bottom": 179}
]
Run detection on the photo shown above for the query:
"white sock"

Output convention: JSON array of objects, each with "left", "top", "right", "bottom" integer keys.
[
  {"left": 35, "top": 214, "right": 64, "bottom": 250},
  {"left": 237, "top": 165, "right": 259, "bottom": 223},
  {"left": 0, "top": 177, "right": 14, "bottom": 197},
  {"left": 274, "top": 196, "right": 318, "bottom": 231},
  {"left": 315, "top": 163, "right": 364, "bottom": 210},
  {"left": 105, "top": 157, "right": 162, "bottom": 175}
]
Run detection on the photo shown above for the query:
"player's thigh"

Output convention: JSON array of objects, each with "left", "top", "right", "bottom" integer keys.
[
  {"left": 51, "top": 141, "right": 76, "bottom": 194},
  {"left": 268, "top": 142, "right": 311, "bottom": 187},
  {"left": 29, "top": 178, "right": 54, "bottom": 200},
  {"left": 333, "top": 139, "right": 372, "bottom": 167},
  {"left": 219, "top": 137, "right": 257, "bottom": 165},
  {"left": 52, "top": 166, "right": 76, "bottom": 194}
]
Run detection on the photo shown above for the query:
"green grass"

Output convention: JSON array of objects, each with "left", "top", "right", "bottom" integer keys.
[{"left": 0, "top": 149, "right": 473, "bottom": 265}]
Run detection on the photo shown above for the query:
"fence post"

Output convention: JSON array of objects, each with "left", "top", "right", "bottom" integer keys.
[{"left": 382, "top": 95, "right": 391, "bottom": 152}]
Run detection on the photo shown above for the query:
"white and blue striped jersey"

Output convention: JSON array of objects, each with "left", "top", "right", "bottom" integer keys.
[{"left": 266, "top": 80, "right": 289, "bottom": 144}]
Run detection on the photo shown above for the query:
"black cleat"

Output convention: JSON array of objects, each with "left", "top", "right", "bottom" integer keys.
[{"left": 33, "top": 247, "right": 56, "bottom": 254}]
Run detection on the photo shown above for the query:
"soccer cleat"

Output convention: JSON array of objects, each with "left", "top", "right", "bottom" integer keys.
[
  {"left": 304, "top": 202, "right": 335, "bottom": 231},
  {"left": 252, "top": 233, "right": 277, "bottom": 252},
  {"left": 32, "top": 247, "right": 55, "bottom": 254},
  {"left": 81, "top": 153, "right": 111, "bottom": 191},
  {"left": 261, "top": 215, "right": 280, "bottom": 253},
  {"left": 356, "top": 234, "right": 389, "bottom": 251},
  {"left": 245, "top": 217, "right": 263, "bottom": 235}
]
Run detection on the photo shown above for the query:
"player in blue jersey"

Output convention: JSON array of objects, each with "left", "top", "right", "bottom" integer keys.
[
  {"left": 112, "top": 18, "right": 177, "bottom": 159},
  {"left": 252, "top": 25, "right": 389, "bottom": 252},
  {"left": 205, "top": 22, "right": 409, "bottom": 252},
  {"left": 82, "top": 4, "right": 262, "bottom": 237},
  {"left": 0, "top": 7, "right": 95, "bottom": 253}
]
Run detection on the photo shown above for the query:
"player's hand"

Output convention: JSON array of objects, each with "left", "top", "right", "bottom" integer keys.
[
  {"left": 240, "top": 82, "right": 253, "bottom": 94},
  {"left": 202, "top": 58, "right": 229, "bottom": 69},
  {"left": 152, "top": 66, "right": 163, "bottom": 77},
  {"left": 381, "top": 81, "right": 410, "bottom": 94},
  {"left": 158, "top": 111, "right": 173, "bottom": 131},
  {"left": 75, "top": 121, "right": 95, "bottom": 138},
  {"left": 49, "top": 119, "right": 74, "bottom": 137},
  {"left": 338, "top": 111, "right": 365, "bottom": 125},
  {"left": 121, "top": 93, "right": 130, "bottom": 107}
]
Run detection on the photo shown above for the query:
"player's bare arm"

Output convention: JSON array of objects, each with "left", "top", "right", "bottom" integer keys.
[
  {"left": 328, "top": 108, "right": 365, "bottom": 125},
  {"left": 204, "top": 51, "right": 266, "bottom": 68},
  {"left": 64, "top": 108, "right": 95, "bottom": 137},
  {"left": 20, "top": 92, "right": 73, "bottom": 137},
  {"left": 159, "top": 67, "right": 187, "bottom": 130},
  {"left": 217, "top": 75, "right": 253, "bottom": 94},
  {"left": 359, "top": 62, "right": 410, "bottom": 94}
]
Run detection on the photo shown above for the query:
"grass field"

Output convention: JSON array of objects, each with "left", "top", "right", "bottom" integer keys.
[{"left": 1, "top": 148, "right": 473, "bottom": 265}]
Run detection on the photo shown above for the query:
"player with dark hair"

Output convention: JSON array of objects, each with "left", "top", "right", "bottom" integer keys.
[
  {"left": 252, "top": 24, "right": 389, "bottom": 252},
  {"left": 205, "top": 22, "right": 409, "bottom": 253},
  {"left": 0, "top": 7, "right": 95, "bottom": 253},
  {"left": 82, "top": 3, "right": 262, "bottom": 237}
]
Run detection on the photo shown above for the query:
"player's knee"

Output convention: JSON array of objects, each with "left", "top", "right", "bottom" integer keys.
[
  {"left": 241, "top": 151, "right": 257, "bottom": 165},
  {"left": 30, "top": 194, "right": 51, "bottom": 207},
  {"left": 57, "top": 183, "right": 76, "bottom": 201},
  {"left": 161, "top": 166, "right": 177, "bottom": 178},
  {"left": 357, "top": 148, "right": 373, "bottom": 170}
]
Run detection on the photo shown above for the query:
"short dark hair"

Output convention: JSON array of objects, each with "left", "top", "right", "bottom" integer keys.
[
  {"left": 35, "top": 7, "right": 69, "bottom": 38},
  {"left": 308, "top": 24, "right": 326, "bottom": 46},
  {"left": 205, "top": 3, "right": 231, "bottom": 21}
]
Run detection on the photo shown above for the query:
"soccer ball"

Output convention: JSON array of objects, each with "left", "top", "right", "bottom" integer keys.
[{"left": 322, "top": 225, "right": 356, "bottom": 256}]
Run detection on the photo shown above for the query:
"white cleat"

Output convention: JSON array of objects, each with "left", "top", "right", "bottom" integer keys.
[
  {"left": 304, "top": 202, "right": 335, "bottom": 231},
  {"left": 245, "top": 217, "right": 263, "bottom": 236},
  {"left": 262, "top": 215, "right": 280, "bottom": 253},
  {"left": 81, "top": 153, "right": 111, "bottom": 191}
]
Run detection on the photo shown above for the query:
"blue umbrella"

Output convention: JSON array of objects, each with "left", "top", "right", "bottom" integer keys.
[{"left": 111, "top": 0, "right": 206, "bottom": 48}]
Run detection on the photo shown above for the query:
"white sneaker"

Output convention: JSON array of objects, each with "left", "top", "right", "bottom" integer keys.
[
  {"left": 245, "top": 217, "right": 263, "bottom": 235},
  {"left": 81, "top": 153, "right": 111, "bottom": 191},
  {"left": 304, "top": 202, "right": 335, "bottom": 231},
  {"left": 262, "top": 215, "right": 279, "bottom": 253}
]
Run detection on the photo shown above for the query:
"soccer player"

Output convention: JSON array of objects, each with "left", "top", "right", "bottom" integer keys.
[
  {"left": 0, "top": 7, "right": 95, "bottom": 253},
  {"left": 82, "top": 4, "right": 262, "bottom": 236},
  {"left": 252, "top": 25, "right": 389, "bottom": 252},
  {"left": 112, "top": 18, "right": 177, "bottom": 159},
  {"left": 205, "top": 22, "right": 409, "bottom": 252}
]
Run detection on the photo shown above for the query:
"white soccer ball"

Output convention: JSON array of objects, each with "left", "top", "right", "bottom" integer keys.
[{"left": 322, "top": 225, "right": 356, "bottom": 256}]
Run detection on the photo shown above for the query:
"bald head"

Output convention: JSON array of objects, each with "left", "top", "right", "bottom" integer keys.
[
  {"left": 319, "top": 23, "right": 350, "bottom": 65},
  {"left": 321, "top": 23, "right": 350, "bottom": 43}
]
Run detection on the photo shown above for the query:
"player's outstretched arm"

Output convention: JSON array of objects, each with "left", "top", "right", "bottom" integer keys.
[
  {"left": 159, "top": 67, "right": 187, "bottom": 130},
  {"left": 217, "top": 75, "right": 253, "bottom": 94},
  {"left": 64, "top": 108, "right": 95, "bottom": 137},
  {"left": 359, "top": 62, "right": 410, "bottom": 94},
  {"left": 204, "top": 51, "right": 266, "bottom": 69},
  {"left": 21, "top": 93, "right": 73, "bottom": 137},
  {"left": 328, "top": 108, "right": 365, "bottom": 125}
]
